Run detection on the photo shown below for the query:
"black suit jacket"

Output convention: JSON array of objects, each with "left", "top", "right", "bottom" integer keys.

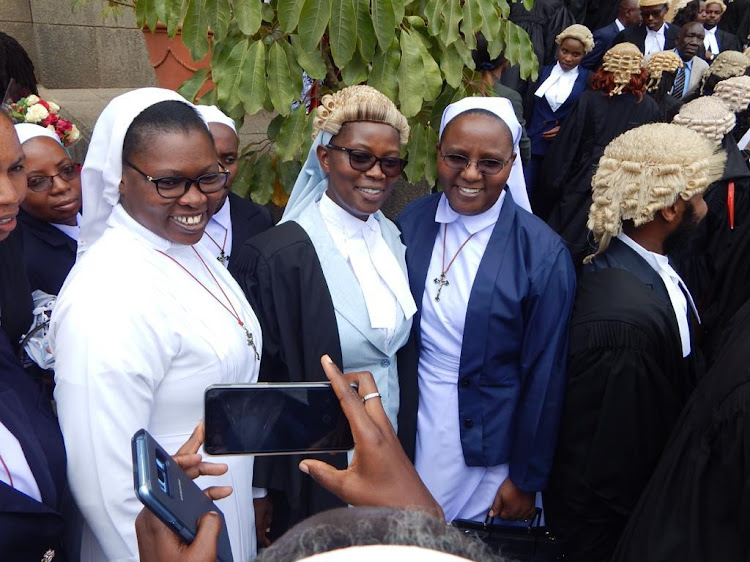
[
  {"left": 227, "top": 192, "right": 273, "bottom": 263},
  {"left": 613, "top": 23, "right": 681, "bottom": 54},
  {"left": 0, "top": 329, "right": 67, "bottom": 559},
  {"left": 582, "top": 21, "right": 621, "bottom": 70},
  {"left": 18, "top": 210, "right": 77, "bottom": 296},
  {"left": 699, "top": 28, "right": 743, "bottom": 61}
]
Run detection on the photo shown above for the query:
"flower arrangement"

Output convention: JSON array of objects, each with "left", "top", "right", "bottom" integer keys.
[{"left": 6, "top": 94, "right": 80, "bottom": 147}]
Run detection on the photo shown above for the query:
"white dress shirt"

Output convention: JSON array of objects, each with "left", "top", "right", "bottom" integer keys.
[
  {"left": 615, "top": 18, "right": 626, "bottom": 32},
  {"left": 318, "top": 193, "right": 416, "bottom": 340},
  {"left": 645, "top": 23, "right": 667, "bottom": 55},
  {"left": 618, "top": 233, "right": 699, "bottom": 357},
  {"left": 199, "top": 196, "right": 233, "bottom": 267},
  {"left": 704, "top": 26, "right": 720, "bottom": 55},
  {"left": 52, "top": 213, "right": 81, "bottom": 242},
  {"left": 534, "top": 62, "right": 579, "bottom": 112},
  {"left": 0, "top": 421, "right": 41, "bottom": 502},
  {"left": 51, "top": 204, "right": 261, "bottom": 562}
]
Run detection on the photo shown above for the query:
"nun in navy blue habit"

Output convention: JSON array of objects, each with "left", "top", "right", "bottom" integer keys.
[{"left": 397, "top": 96, "right": 576, "bottom": 523}]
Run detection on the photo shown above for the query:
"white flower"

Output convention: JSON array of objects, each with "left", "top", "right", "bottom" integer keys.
[
  {"left": 48, "top": 101, "right": 60, "bottom": 113},
  {"left": 25, "top": 104, "right": 49, "bottom": 123},
  {"left": 25, "top": 95, "right": 40, "bottom": 105},
  {"left": 69, "top": 125, "right": 80, "bottom": 142},
  {"left": 46, "top": 125, "right": 55, "bottom": 132}
]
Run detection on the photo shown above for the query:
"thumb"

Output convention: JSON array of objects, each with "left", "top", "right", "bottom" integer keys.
[
  {"left": 189, "top": 511, "right": 221, "bottom": 561},
  {"left": 299, "top": 460, "right": 346, "bottom": 499},
  {"left": 488, "top": 491, "right": 503, "bottom": 518}
]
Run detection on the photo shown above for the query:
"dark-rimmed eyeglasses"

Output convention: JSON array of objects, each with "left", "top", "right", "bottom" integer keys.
[
  {"left": 439, "top": 151, "right": 512, "bottom": 176},
  {"left": 27, "top": 163, "right": 81, "bottom": 192},
  {"left": 326, "top": 143, "right": 408, "bottom": 177},
  {"left": 124, "top": 160, "right": 230, "bottom": 199},
  {"left": 640, "top": 7, "right": 665, "bottom": 18}
]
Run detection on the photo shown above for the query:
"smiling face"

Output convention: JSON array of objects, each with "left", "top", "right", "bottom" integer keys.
[
  {"left": 704, "top": 2, "right": 723, "bottom": 28},
  {"left": 557, "top": 38, "right": 586, "bottom": 71},
  {"left": 0, "top": 117, "right": 26, "bottom": 242},
  {"left": 317, "top": 121, "right": 401, "bottom": 220},
  {"left": 640, "top": 3, "right": 667, "bottom": 31},
  {"left": 20, "top": 136, "right": 81, "bottom": 226},
  {"left": 437, "top": 112, "right": 515, "bottom": 216},
  {"left": 119, "top": 129, "right": 226, "bottom": 245}
]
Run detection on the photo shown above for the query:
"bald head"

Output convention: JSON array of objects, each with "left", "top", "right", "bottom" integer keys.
[{"left": 618, "top": 0, "right": 642, "bottom": 26}]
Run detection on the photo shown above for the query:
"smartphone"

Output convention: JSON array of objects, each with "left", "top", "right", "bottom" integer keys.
[
  {"left": 204, "top": 382, "right": 355, "bottom": 456},
  {"left": 131, "top": 429, "right": 233, "bottom": 562}
]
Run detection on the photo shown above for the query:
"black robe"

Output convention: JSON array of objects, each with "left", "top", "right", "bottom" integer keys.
[
  {"left": 544, "top": 238, "right": 700, "bottom": 562},
  {"left": 0, "top": 228, "right": 33, "bottom": 355},
  {"left": 230, "top": 221, "right": 418, "bottom": 536},
  {"left": 611, "top": 297, "right": 750, "bottom": 562},
  {"left": 533, "top": 90, "right": 660, "bottom": 266}
]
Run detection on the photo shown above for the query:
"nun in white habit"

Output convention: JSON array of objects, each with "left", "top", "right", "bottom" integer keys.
[
  {"left": 50, "top": 88, "right": 261, "bottom": 561},
  {"left": 397, "top": 97, "right": 576, "bottom": 523}
]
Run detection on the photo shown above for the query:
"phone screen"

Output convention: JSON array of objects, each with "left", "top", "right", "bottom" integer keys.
[{"left": 204, "top": 383, "right": 354, "bottom": 456}]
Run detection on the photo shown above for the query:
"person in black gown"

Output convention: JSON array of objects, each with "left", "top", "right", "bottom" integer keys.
[{"left": 544, "top": 123, "right": 725, "bottom": 562}]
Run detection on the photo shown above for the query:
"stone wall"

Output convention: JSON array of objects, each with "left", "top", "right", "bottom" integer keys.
[{"left": 0, "top": 0, "right": 155, "bottom": 89}]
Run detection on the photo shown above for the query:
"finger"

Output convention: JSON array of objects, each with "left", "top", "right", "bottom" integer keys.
[
  {"left": 172, "top": 453, "right": 203, "bottom": 476},
  {"left": 321, "top": 356, "right": 380, "bottom": 440},
  {"left": 488, "top": 493, "right": 503, "bottom": 518},
  {"left": 299, "top": 458, "right": 347, "bottom": 500},
  {"left": 173, "top": 455, "right": 228, "bottom": 480},
  {"left": 175, "top": 421, "right": 205, "bottom": 456},
  {"left": 203, "top": 485, "right": 233, "bottom": 501},
  {"left": 188, "top": 511, "right": 221, "bottom": 561}
]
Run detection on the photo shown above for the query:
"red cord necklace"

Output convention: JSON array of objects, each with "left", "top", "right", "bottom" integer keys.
[
  {"left": 204, "top": 227, "right": 229, "bottom": 264},
  {"left": 434, "top": 223, "right": 475, "bottom": 302},
  {"left": 156, "top": 247, "right": 259, "bottom": 360},
  {"left": 0, "top": 452, "right": 13, "bottom": 488}
]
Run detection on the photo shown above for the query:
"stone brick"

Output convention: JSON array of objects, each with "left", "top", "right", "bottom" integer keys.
[
  {"left": 0, "top": 0, "right": 32, "bottom": 23},
  {"left": 34, "top": 24, "right": 99, "bottom": 88},
  {"left": 30, "top": 0, "right": 105, "bottom": 26},
  {"left": 0, "top": 21, "right": 39, "bottom": 74},
  {"left": 95, "top": 27, "right": 156, "bottom": 88}
]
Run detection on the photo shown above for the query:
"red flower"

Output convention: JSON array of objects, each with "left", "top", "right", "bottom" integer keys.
[
  {"left": 57, "top": 119, "right": 73, "bottom": 132},
  {"left": 37, "top": 99, "right": 50, "bottom": 110}
]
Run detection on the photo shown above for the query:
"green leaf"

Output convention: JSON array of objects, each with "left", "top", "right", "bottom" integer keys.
[
  {"left": 267, "top": 41, "right": 297, "bottom": 115},
  {"left": 523, "top": 0, "right": 534, "bottom": 10},
  {"left": 341, "top": 49, "right": 368, "bottom": 85},
  {"left": 277, "top": 0, "right": 306, "bottom": 32},
  {"left": 355, "top": 0, "right": 376, "bottom": 60},
  {"left": 423, "top": 124, "right": 438, "bottom": 186},
  {"left": 439, "top": 0, "right": 462, "bottom": 46},
  {"left": 369, "top": 38, "right": 400, "bottom": 100},
  {"left": 424, "top": 0, "right": 441, "bottom": 37},
  {"left": 397, "top": 30, "right": 425, "bottom": 117},
  {"left": 488, "top": 34, "right": 505, "bottom": 60},
  {"left": 234, "top": 0, "right": 262, "bottom": 35},
  {"left": 275, "top": 105, "right": 309, "bottom": 161},
  {"left": 232, "top": 152, "right": 256, "bottom": 198},
  {"left": 476, "top": 0, "right": 499, "bottom": 41},
  {"left": 411, "top": 30, "right": 442, "bottom": 101},
  {"left": 267, "top": 114, "right": 285, "bottom": 141},
  {"left": 301, "top": 110, "right": 316, "bottom": 156},
  {"left": 453, "top": 37, "right": 475, "bottom": 68},
  {"left": 404, "top": 122, "right": 427, "bottom": 183},
  {"left": 372, "top": 0, "right": 396, "bottom": 50},
  {"left": 183, "top": 0, "right": 210, "bottom": 61},
  {"left": 262, "top": 3, "right": 274, "bottom": 21},
  {"left": 166, "top": 0, "right": 188, "bottom": 38},
  {"left": 299, "top": 0, "right": 332, "bottom": 52},
  {"left": 281, "top": 40, "right": 304, "bottom": 95},
  {"left": 155, "top": 0, "right": 168, "bottom": 24},
  {"left": 249, "top": 152, "right": 276, "bottom": 205},
  {"left": 239, "top": 40, "right": 267, "bottom": 114},
  {"left": 208, "top": 0, "right": 231, "bottom": 38},
  {"left": 290, "top": 35, "right": 328, "bottom": 79},
  {"left": 278, "top": 159, "right": 303, "bottom": 194},
  {"left": 392, "top": 0, "right": 406, "bottom": 23},
  {"left": 178, "top": 68, "right": 210, "bottom": 101},
  {"left": 440, "top": 42, "right": 464, "bottom": 88},
  {"left": 503, "top": 20, "right": 538, "bottom": 80},
  {"left": 461, "top": 0, "right": 482, "bottom": 50},
  {"left": 330, "top": 0, "right": 358, "bottom": 67}
]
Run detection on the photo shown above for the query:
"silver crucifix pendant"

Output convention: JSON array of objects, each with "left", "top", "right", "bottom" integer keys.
[
  {"left": 243, "top": 326, "right": 260, "bottom": 360},
  {"left": 434, "top": 273, "right": 449, "bottom": 301}
]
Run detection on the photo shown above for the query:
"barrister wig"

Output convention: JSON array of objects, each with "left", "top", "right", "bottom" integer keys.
[
  {"left": 645, "top": 51, "right": 684, "bottom": 92},
  {"left": 312, "top": 85, "right": 410, "bottom": 145},
  {"left": 555, "top": 24, "right": 595, "bottom": 54},
  {"left": 639, "top": 0, "right": 668, "bottom": 6},
  {"left": 745, "top": 47, "right": 750, "bottom": 58},
  {"left": 712, "top": 75, "right": 750, "bottom": 113},
  {"left": 701, "top": 50, "right": 750, "bottom": 93},
  {"left": 601, "top": 43, "right": 645, "bottom": 96},
  {"left": 672, "top": 97, "right": 736, "bottom": 143},
  {"left": 585, "top": 123, "right": 726, "bottom": 263},
  {"left": 704, "top": 0, "right": 727, "bottom": 13}
]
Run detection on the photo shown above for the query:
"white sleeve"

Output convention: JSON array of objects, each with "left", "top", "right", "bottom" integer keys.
[{"left": 52, "top": 284, "right": 174, "bottom": 560}]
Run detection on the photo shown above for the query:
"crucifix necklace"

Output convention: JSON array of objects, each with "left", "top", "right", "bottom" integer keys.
[
  {"left": 156, "top": 247, "right": 260, "bottom": 360},
  {"left": 434, "top": 223, "right": 475, "bottom": 302},
  {"left": 204, "top": 227, "right": 229, "bottom": 264}
]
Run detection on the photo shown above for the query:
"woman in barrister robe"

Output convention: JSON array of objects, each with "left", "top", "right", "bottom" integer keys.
[{"left": 231, "top": 85, "right": 419, "bottom": 540}]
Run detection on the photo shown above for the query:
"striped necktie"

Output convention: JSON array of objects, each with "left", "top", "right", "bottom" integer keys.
[{"left": 672, "top": 67, "right": 686, "bottom": 99}]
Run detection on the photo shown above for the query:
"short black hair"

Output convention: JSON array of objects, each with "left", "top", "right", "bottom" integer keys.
[
  {"left": 672, "top": 0, "right": 700, "bottom": 26},
  {"left": 0, "top": 32, "right": 38, "bottom": 99},
  {"left": 122, "top": 100, "right": 212, "bottom": 161},
  {"left": 471, "top": 33, "right": 507, "bottom": 72}
]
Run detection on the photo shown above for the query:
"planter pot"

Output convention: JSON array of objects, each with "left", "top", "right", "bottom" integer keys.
[{"left": 142, "top": 23, "right": 214, "bottom": 97}]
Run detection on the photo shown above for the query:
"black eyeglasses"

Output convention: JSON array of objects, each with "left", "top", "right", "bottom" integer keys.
[
  {"left": 326, "top": 143, "right": 408, "bottom": 177},
  {"left": 439, "top": 151, "right": 512, "bottom": 176},
  {"left": 27, "top": 163, "right": 81, "bottom": 192},
  {"left": 641, "top": 8, "right": 665, "bottom": 17},
  {"left": 124, "top": 160, "right": 230, "bottom": 199}
]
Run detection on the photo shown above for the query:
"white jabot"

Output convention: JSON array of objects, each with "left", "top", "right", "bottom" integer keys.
[
  {"left": 199, "top": 196, "right": 233, "bottom": 267},
  {"left": 438, "top": 96, "right": 531, "bottom": 213},
  {"left": 645, "top": 24, "right": 667, "bottom": 55},
  {"left": 704, "top": 26, "right": 720, "bottom": 55},
  {"left": 615, "top": 19, "right": 626, "bottom": 32},
  {"left": 195, "top": 105, "right": 237, "bottom": 133},
  {"left": 14, "top": 123, "right": 63, "bottom": 146},
  {"left": 318, "top": 193, "right": 416, "bottom": 337},
  {"left": 52, "top": 213, "right": 81, "bottom": 242},
  {"left": 618, "top": 233, "right": 699, "bottom": 357},
  {"left": 415, "top": 192, "right": 510, "bottom": 521},
  {"left": 534, "top": 62, "right": 580, "bottom": 112},
  {"left": 0, "top": 421, "right": 42, "bottom": 502},
  {"left": 738, "top": 126, "right": 750, "bottom": 149}
]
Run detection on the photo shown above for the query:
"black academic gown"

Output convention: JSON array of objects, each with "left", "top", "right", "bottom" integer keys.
[
  {"left": 0, "top": 229, "right": 33, "bottom": 355},
  {"left": 613, "top": 23, "right": 681, "bottom": 54},
  {"left": 227, "top": 192, "right": 273, "bottom": 263},
  {"left": 17, "top": 210, "right": 77, "bottom": 295},
  {"left": 231, "top": 222, "right": 418, "bottom": 536},
  {"left": 534, "top": 90, "right": 661, "bottom": 266},
  {"left": 611, "top": 297, "right": 750, "bottom": 562},
  {"left": 544, "top": 237, "right": 701, "bottom": 562}
]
